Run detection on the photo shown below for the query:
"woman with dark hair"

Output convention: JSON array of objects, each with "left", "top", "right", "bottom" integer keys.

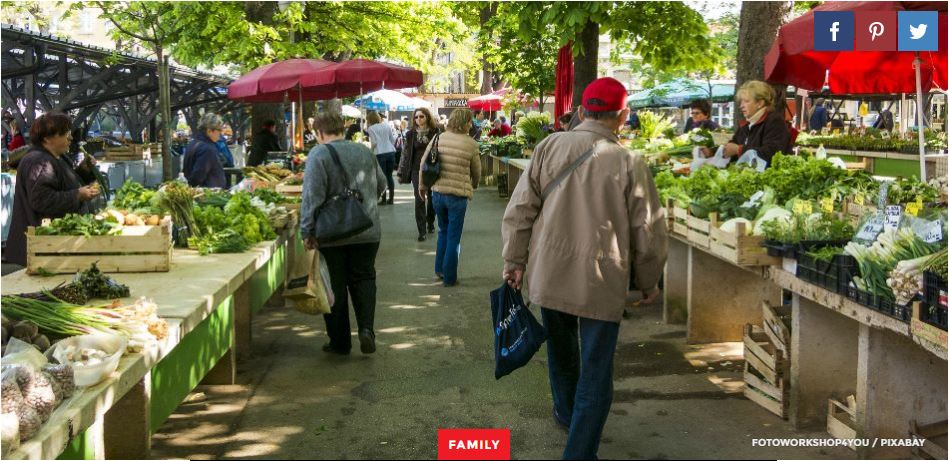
[
  {"left": 684, "top": 99, "right": 719, "bottom": 132},
  {"left": 5, "top": 112, "right": 100, "bottom": 266},
  {"left": 397, "top": 107, "right": 441, "bottom": 241}
]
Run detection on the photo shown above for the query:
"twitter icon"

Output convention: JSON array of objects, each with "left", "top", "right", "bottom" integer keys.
[{"left": 898, "top": 11, "right": 938, "bottom": 51}]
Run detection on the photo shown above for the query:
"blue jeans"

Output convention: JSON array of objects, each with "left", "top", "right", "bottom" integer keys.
[
  {"left": 431, "top": 192, "right": 468, "bottom": 284},
  {"left": 541, "top": 308, "right": 620, "bottom": 460}
]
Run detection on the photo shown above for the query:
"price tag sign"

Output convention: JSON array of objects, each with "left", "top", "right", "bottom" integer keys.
[
  {"left": 916, "top": 196, "right": 924, "bottom": 211},
  {"left": 792, "top": 201, "right": 812, "bottom": 214},
  {"left": 922, "top": 222, "right": 944, "bottom": 243},
  {"left": 854, "top": 194, "right": 865, "bottom": 206},
  {"left": 884, "top": 205, "right": 902, "bottom": 231},
  {"left": 821, "top": 197, "right": 835, "bottom": 213},
  {"left": 905, "top": 202, "right": 920, "bottom": 216},
  {"left": 857, "top": 215, "right": 885, "bottom": 241}
]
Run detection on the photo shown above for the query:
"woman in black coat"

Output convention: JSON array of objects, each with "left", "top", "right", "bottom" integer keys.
[
  {"left": 702, "top": 81, "right": 791, "bottom": 168},
  {"left": 183, "top": 113, "right": 227, "bottom": 188},
  {"left": 397, "top": 107, "right": 442, "bottom": 241},
  {"left": 5, "top": 113, "right": 100, "bottom": 266}
]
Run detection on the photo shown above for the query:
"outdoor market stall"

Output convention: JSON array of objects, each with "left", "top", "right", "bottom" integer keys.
[{"left": 0, "top": 178, "right": 305, "bottom": 460}]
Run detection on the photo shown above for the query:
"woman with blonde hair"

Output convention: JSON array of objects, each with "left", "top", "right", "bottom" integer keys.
[
  {"left": 398, "top": 107, "right": 442, "bottom": 241},
  {"left": 703, "top": 80, "right": 791, "bottom": 168},
  {"left": 419, "top": 109, "right": 480, "bottom": 286},
  {"left": 366, "top": 111, "right": 398, "bottom": 205}
]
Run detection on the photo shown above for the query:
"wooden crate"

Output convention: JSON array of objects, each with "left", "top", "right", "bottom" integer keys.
[
  {"left": 743, "top": 324, "right": 788, "bottom": 419},
  {"left": 709, "top": 217, "right": 781, "bottom": 266},
  {"left": 827, "top": 398, "right": 857, "bottom": 449},
  {"left": 911, "top": 302, "right": 948, "bottom": 352},
  {"left": 26, "top": 221, "right": 172, "bottom": 274},
  {"left": 911, "top": 419, "right": 948, "bottom": 460},
  {"left": 761, "top": 301, "right": 791, "bottom": 354},
  {"left": 104, "top": 144, "right": 151, "bottom": 162},
  {"left": 275, "top": 182, "right": 303, "bottom": 196},
  {"left": 668, "top": 201, "right": 690, "bottom": 238}
]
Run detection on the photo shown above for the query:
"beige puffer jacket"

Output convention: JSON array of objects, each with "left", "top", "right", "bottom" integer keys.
[{"left": 420, "top": 131, "right": 481, "bottom": 198}]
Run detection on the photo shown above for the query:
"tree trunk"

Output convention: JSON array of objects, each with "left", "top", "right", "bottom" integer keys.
[
  {"left": 572, "top": 20, "right": 599, "bottom": 109},
  {"left": 734, "top": 1, "right": 791, "bottom": 126},
  {"left": 479, "top": 3, "right": 498, "bottom": 94},
  {"left": 157, "top": 49, "right": 173, "bottom": 181},
  {"left": 246, "top": 0, "right": 286, "bottom": 151}
]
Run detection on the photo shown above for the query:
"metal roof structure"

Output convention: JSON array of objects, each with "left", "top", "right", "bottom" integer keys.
[{"left": 1, "top": 24, "right": 243, "bottom": 141}]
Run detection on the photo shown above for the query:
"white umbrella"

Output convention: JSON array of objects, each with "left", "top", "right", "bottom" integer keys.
[
  {"left": 354, "top": 89, "right": 425, "bottom": 112},
  {"left": 341, "top": 105, "right": 362, "bottom": 118}
]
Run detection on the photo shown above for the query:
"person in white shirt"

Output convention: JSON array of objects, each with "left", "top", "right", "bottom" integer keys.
[{"left": 366, "top": 111, "right": 398, "bottom": 205}]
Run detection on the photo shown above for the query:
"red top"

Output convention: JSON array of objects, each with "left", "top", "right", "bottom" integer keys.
[
  {"left": 7, "top": 134, "right": 25, "bottom": 150},
  {"left": 488, "top": 124, "right": 512, "bottom": 138}
]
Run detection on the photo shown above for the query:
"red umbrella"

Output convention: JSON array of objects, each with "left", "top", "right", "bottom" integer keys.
[
  {"left": 227, "top": 58, "right": 336, "bottom": 102},
  {"left": 764, "top": 1, "right": 947, "bottom": 94},
  {"left": 299, "top": 58, "right": 423, "bottom": 98},
  {"left": 468, "top": 92, "right": 504, "bottom": 111},
  {"left": 554, "top": 42, "right": 574, "bottom": 130}
]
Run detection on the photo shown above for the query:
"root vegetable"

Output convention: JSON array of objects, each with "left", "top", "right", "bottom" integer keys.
[
  {"left": 145, "top": 215, "right": 160, "bottom": 226},
  {"left": 124, "top": 214, "right": 138, "bottom": 226},
  {"left": 11, "top": 322, "right": 37, "bottom": 341},
  {"left": 1, "top": 326, "right": 8, "bottom": 344},
  {"left": 31, "top": 335, "right": 50, "bottom": 352}
]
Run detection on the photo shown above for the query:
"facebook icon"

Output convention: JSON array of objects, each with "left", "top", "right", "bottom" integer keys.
[{"left": 815, "top": 11, "right": 855, "bottom": 51}]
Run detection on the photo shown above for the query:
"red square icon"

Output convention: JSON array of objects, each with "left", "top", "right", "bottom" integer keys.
[{"left": 855, "top": 11, "right": 897, "bottom": 51}]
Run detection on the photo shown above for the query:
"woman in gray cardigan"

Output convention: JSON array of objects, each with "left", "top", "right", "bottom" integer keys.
[{"left": 300, "top": 112, "right": 387, "bottom": 356}]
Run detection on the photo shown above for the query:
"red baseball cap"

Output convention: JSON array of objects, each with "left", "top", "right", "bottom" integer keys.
[{"left": 582, "top": 77, "right": 628, "bottom": 112}]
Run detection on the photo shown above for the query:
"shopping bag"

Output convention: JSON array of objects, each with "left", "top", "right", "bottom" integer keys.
[
  {"left": 490, "top": 282, "right": 547, "bottom": 379},
  {"left": 735, "top": 149, "right": 768, "bottom": 172},
  {"left": 285, "top": 249, "right": 334, "bottom": 315},
  {"left": 690, "top": 145, "right": 730, "bottom": 172}
]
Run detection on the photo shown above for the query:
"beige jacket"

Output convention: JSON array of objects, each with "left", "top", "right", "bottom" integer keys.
[
  {"left": 420, "top": 131, "right": 481, "bottom": 198},
  {"left": 501, "top": 120, "right": 668, "bottom": 323}
]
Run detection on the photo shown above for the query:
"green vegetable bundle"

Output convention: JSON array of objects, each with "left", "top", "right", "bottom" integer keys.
[
  {"left": 113, "top": 181, "right": 158, "bottom": 212},
  {"left": 34, "top": 214, "right": 119, "bottom": 237},
  {"left": 156, "top": 181, "right": 201, "bottom": 241},
  {"left": 189, "top": 192, "right": 277, "bottom": 254},
  {"left": 760, "top": 212, "right": 855, "bottom": 244}
]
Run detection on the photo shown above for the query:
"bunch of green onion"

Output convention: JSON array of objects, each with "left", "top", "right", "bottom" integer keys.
[{"left": 1, "top": 294, "right": 115, "bottom": 336}]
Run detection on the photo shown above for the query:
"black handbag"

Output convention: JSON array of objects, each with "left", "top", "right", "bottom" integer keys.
[
  {"left": 314, "top": 144, "right": 374, "bottom": 243},
  {"left": 421, "top": 134, "right": 441, "bottom": 188}
]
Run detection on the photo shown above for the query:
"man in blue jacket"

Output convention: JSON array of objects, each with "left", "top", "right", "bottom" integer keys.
[{"left": 808, "top": 98, "right": 829, "bottom": 131}]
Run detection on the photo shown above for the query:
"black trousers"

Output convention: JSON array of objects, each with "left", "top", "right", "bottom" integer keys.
[
  {"left": 319, "top": 242, "right": 380, "bottom": 352},
  {"left": 412, "top": 178, "right": 435, "bottom": 235}
]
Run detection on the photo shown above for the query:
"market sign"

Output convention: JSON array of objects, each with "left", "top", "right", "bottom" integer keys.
[{"left": 444, "top": 99, "right": 469, "bottom": 108}]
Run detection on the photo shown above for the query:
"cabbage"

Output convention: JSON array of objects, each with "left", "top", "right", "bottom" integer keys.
[
  {"left": 720, "top": 218, "right": 753, "bottom": 235},
  {"left": 753, "top": 206, "right": 792, "bottom": 236}
]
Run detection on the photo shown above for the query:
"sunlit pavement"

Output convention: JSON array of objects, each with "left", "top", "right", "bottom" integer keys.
[{"left": 150, "top": 183, "right": 855, "bottom": 460}]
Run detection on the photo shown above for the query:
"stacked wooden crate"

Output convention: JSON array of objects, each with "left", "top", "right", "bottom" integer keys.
[
  {"left": 26, "top": 220, "right": 173, "bottom": 274},
  {"left": 105, "top": 144, "right": 151, "bottom": 162},
  {"left": 743, "top": 301, "right": 791, "bottom": 418}
]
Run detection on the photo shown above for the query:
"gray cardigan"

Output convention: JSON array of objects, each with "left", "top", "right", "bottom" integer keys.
[{"left": 300, "top": 140, "right": 387, "bottom": 247}]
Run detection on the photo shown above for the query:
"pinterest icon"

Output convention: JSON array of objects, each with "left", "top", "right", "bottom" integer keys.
[{"left": 856, "top": 11, "right": 897, "bottom": 50}]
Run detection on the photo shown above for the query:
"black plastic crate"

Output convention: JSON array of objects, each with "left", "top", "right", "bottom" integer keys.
[
  {"left": 923, "top": 271, "right": 947, "bottom": 309},
  {"left": 835, "top": 254, "right": 858, "bottom": 296},
  {"left": 765, "top": 240, "right": 796, "bottom": 258},
  {"left": 920, "top": 302, "right": 949, "bottom": 330},
  {"left": 876, "top": 297, "right": 911, "bottom": 322}
]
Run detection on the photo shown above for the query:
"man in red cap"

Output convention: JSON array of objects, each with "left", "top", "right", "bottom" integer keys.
[{"left": 501, "top": 77, "right": 668, "bottom": 459}]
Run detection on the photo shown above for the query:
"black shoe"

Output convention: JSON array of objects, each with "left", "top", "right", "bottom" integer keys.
[
  {"left": 322, "top": 343, "right": 350, "bottom": 355},
  {"left": 443, "top": 281, "right": 457, "bottom": 287},
  {"left": 378, "top": 199, "right": 387, "bottom": 206},
  {"left": 417, "top": 234, "right": 426, "bottom": 242},
  {"left": 553, "top": 408, "right": 570, "bottom": 432},
  {"left": 436, "top": 272, "right": 444, "bottom": 280},
  {"left": 358, "top": 329, "right": 376, "bottom": 354},
  {"left": 387, "top": 197, "right": 394, "bottom": 205},
  {"left": 427, "top": 225, "right": 435, "bottom": 234}
]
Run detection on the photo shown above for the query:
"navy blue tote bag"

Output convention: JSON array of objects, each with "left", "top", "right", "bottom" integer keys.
[{"left": 490, "top": 282, "right": 547, "bottom": 379}]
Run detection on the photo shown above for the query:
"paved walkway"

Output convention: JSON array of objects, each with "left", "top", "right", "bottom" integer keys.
[{"left": 151, "top": 183, "right": 854, "bottom": 460}]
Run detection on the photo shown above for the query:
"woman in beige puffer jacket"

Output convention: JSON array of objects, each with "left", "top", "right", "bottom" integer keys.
[{"left": 419, "top": 109, "right": 481, "bottom": 287}]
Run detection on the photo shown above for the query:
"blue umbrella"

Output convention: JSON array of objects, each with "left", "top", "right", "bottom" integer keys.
[
  {"left": 354, "top": 89, "right": 426, "bottom": 112},
  {"left": 628, "top": 79, "right": 735, "bottom": 109}
]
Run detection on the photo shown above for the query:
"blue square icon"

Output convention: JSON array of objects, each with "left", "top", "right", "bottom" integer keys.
[
  {"left": 898, "top": 11, "right": 939, "bottom": 51},
  {"left": 815, "top": 12, "right": 855, "bottom": 51}
]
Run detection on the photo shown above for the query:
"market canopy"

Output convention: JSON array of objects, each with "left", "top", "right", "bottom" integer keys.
[
  {"left": 353, "top": 89, "right": 427, "bottom": 112},
  {"left": 628, "top": 79, "right": 735, "bottom": 109},
  {"left": 227, "top": 58, "right": 336, "bottom": 103},
  {"left": 764, "top": 1, "right": 947, "bottom": 94},
  {"left": 299, "top": 58, "right": 423, "bottom": 99}
]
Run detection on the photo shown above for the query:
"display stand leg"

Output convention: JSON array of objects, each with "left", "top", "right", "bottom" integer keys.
[
  {"left": 234, "top": 283, "right": 252, "bottom": 362},
  {"left": 856, "top": 324, "right": 948, "bottom": 459},
  {"left": 663, "top": 238, "right": 689, "bottom": 324},
  {"left": 686, "top": 247, "right": 780, "bottom": 343},
  {"left": 104, "top": 374, "right": 151, "bottom": 459},
  {"left": 789, "top": 295, "right": 859, "bottom": 429},
  {"left": 201, "top": 349, "right": 236, "bottom": 385}
]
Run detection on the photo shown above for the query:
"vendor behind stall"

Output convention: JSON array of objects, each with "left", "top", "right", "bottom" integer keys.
[
  {"left": 703, "top": 80, "right": 791, "bottom": 168},
  {"left": 5, "top": 113, "right": 100, "bottom": 266},
  {"left": 183, "top": 113, "right": 227, "bottom": 188}
]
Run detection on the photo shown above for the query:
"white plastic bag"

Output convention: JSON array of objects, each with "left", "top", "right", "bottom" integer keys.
[
  {"left": 735, "top": 149, "right": 768, "bottom": 172},
  {"left": 690, "top": 145, "right": 731, "bottom": 173},
  {"left": 47, "top": 332, "right": 126, "bottom": 387},
  {"left": 1, "top": 338, "right": 47, "bottom": 370}
]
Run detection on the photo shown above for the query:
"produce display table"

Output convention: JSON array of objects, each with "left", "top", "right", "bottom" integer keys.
[
  {"left": 506, "top": 158, "right": 530, "bottom": 195},
  {"left": 0, "top": 225, "right": 297, "bottom": 460},
  {"left": 664, "top": 233, "right": 948, "bottom": 459}
]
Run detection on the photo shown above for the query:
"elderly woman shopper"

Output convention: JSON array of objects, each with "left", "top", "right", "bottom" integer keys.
[
  {"left": 183, "top": 113, "right": 227, "bottom": 188},
  {"left": 703, "top": 81, "right": 792, "bottom": 168},
  {"left": 398, "top": 107, "right": 441, "bottom": 241},
  {"left": 300, "top": 112, "right": 387, "bottom": 356},
  {"left": 366, "top": 111, "right": 398, "bottom": 206},
  {"left": 5, "top": 112, "right": 100, "bottom": 266},
  {"left": 418, "top": 109, "right": 481, "bottom": 287}
]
